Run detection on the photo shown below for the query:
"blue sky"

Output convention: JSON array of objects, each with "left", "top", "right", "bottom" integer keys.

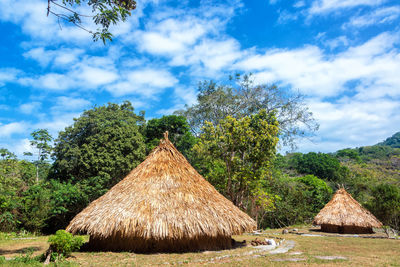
[{"left": 0, "top": 0, "right": 399, "bottom": 157}]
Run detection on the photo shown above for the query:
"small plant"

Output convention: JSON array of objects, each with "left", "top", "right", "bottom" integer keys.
[
  {"left": 0, "top": 251, "right": 42, "bottom": 266},
  {"left": 48, "top": 230, "right": 84, "bottom": 258}
]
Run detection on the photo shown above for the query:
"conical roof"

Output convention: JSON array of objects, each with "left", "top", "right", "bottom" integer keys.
[
  {"left": 313, "top": 188, "right": 382, "bottom": 228},
  {"left": 67, "top": 132, "right": 256, "bottom": 240}
]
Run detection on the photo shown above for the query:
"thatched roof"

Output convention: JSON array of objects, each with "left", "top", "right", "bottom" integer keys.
[
  {"left": 66, "top": 132, "right": 256, "bottom": 241},
  {"left": 313, "top": 188, "right": 382, "bottom": 228}
]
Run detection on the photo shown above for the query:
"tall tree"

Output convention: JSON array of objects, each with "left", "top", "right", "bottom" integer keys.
[
  {"left": 47, "top": 0, "right": 136, "bottom": 43},
  {"left": 193, "top": 109, "right": 279, "bottom": 209},
  {"left": 176, "top": 73, "right": 319, "bottom": 149},
  {"left": 24, "top": 129, "right": 53, "bottom": 183},
  {"left": 51, "top": 101, "right": 145, "bottom": 200},
  {"left": 144, "top": 115, "right": 196, "bottom": 159}
]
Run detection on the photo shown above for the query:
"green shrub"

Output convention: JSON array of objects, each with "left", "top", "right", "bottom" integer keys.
[{"left": 48, "top": 230, "right": 84, "bottom": 257}]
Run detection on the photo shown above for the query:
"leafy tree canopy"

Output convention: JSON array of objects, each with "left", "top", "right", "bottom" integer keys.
[
  {"left": 293, "top": 152, "right": 350, "bottom": 183},
  {"left": 176, "top": 73, "right": 319, "bottom": 149},
  {"left": 193, "top": 109, "right": 279, "bottom": 209},
  {"left": 47, "top": 0, "right": 136, "bottom": 43},
  {"left": 51, "top": 101, "right": 146, "bottom": 196},
  {"left": 367, "top": 183, "right": 400, "bottom": 230},
  {"left": 336, "top": 148, "right": 361, "bottom": 162},
  {"left": 144, "top": 115, "right": 196, "bottom": 159},
  {"left": 295, "top": 174, "right": 332, "bottom": 212}
]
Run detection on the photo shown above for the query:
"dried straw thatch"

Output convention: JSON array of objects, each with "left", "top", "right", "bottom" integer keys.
[
  {"left": 66, "top": 132, "right": 256, "bottom": 252},
  {"left": 313, "top": 188, "right": 382, "bottom": 234}
]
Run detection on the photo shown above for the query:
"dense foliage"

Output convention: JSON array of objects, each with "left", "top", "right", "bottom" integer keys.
[
  {"left": 193, "top": 109, "right": 279, "bottom": 210},
  {"left": 290, "top": 152, "right": 350, "bottom": 183},
  {"left": 51, "top": 101, "right": 146, "bottom": 201},
  {"left": 367, "top": 183, "right": 400, "bottom": 230},
  {"left": 144, "top": 115, "right": 196, "bottom": 159}
]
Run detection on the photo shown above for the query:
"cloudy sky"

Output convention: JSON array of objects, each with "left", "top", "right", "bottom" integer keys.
[{"left": 0, "top": 0, "right": 399, "bottom": 156}]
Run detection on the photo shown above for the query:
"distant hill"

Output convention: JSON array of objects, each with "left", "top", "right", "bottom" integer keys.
[{"left": 377, "top": 132, "right": 400, "bottom": 148}]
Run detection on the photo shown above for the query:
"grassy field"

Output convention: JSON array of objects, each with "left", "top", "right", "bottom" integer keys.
[{"left": 0, "top": 227, "right": 399, "bottom": 266}]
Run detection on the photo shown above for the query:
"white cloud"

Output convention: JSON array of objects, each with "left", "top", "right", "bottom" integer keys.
[
  {"left": 14, "top": 138, "right": 34, "bottom": 156},
  {"left": 52, "top": 96, "right": 91, "bottom": 112},
  {"left": 236, "top": 32, "right": 400, "bottom": 98},
  {"left": 294, "top": 1, "right": 306, "bottom": 8},
  {"left": 0, "top": 68, "right": 20, "bottom": 86},
  {"left": 0, "top": 0, "right": 93, "bottom": 44},
  {"left": 24, "top": 47, "right": 84, "bottom": 67},
  {"left": 19, "top": 52, "right": 120, "bottom": 91},
  {"left": 19, "top": 102, "right": 41, "bottom": 114},
  {"left": 296, "top": 97, "right": 400, "bottom": 152},
  {"left": 324, "top": 36, "right": 349, "bottom": 49},
  {"left": 107, "top": 68, "right": 178, "bottom": 97},
  {"left": 37, "top": 73, "right": 73, "bottom": 90},
  {"left": 136, "top": 17, "right": 208, "bottom": 55},
  {"left": 34, "top": 112, "right": 80, "bottom": 136},
  {"left": 181, "top": 39, "right": 242, "bottom": 72},
  {"left": 277, "top": 10, "right": 300, "bottom": 24},
  {"left": 309, "top": 0, "right": 386, "bottom": 14},
  {"left": 344, "top": 6, "right": 400, "bottom": 28},
  {"left": 131, "top": 3, "right": 241, "bottom": 77},
  {"left": 156, "top": 85, "right": 198, "bottom": 115},
  {"left": 0, "top": 122, "right": 27, "bottom": 137},
  {"left": 73, "top": 66, "right": 118, "bottom": 87}
]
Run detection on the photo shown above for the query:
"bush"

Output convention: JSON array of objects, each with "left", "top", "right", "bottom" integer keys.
[
  {"left": 295, "top": 175, "right": 333, "bottom": 212},
  {"left": 367, "top": 183, "right": 400, "bottom": 230},
  {"left": 48, "top": 230, "right": 84, "bottom": 257}
]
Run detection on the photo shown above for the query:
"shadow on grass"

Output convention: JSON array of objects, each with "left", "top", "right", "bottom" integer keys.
[
  {"left": 0, "top": 246, "right": 42, "bottom": 255},
  {"left": 78, "top": 238, "right": 248, "bottom": 255}
]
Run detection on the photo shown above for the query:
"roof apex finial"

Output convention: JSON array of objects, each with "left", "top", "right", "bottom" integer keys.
[{"left": 164, "top": 131, "right": 169, "bottom": 140}]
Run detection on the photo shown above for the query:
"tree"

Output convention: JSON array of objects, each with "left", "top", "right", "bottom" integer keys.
[
  {"left": 367, "top": 183, "right": 400, "bottom": 230},
  {"left": 19, "top": 183, "right": 52, "bottom": 233},
  {"left": 47, "top": 0, "right": 136, "bottom": 43},
  {"left": 144, "top": 115, "right": 197, "bottom": 159},
  {"left": 193, "top": 109, "right": 279, "bottom": 209},
  {"left": 51, "top": 101, "right": 145, "bottom": 200},
  {"left": 0, "top": 149, "right": 36, "bottom": 231},
  {"left": 295, "top": 175, "right": 332, "bottom": 213},
  {"left": 293, "top": 152, "right": 350, "bottom": 183},
  {"left": 45, "top": 180, "right": 88, "bottom": 232},
  {"left": 176, "top": 73, "right": 319, "bottom": 149},
  {"left": 336, "top": 148, "right": 361, "bottom": 162},
  {"left": 24, "top": 129, "right": 53, "bottom": 183}
]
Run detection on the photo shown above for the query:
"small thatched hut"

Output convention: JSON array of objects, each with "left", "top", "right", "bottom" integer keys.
[
  {"left": 66, "top": 132, "right": 256, "bottom": 252},
  {"left": 313, "top": 188, "right": 382, "bottom": 234}
]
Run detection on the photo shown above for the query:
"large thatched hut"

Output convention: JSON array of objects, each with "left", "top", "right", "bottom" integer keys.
[
  {"left": 313, "top": 188, "right": 382, "bottom": 234},
  {"left": 66, "top": 132, "right": 256, "bottom": 252}
]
